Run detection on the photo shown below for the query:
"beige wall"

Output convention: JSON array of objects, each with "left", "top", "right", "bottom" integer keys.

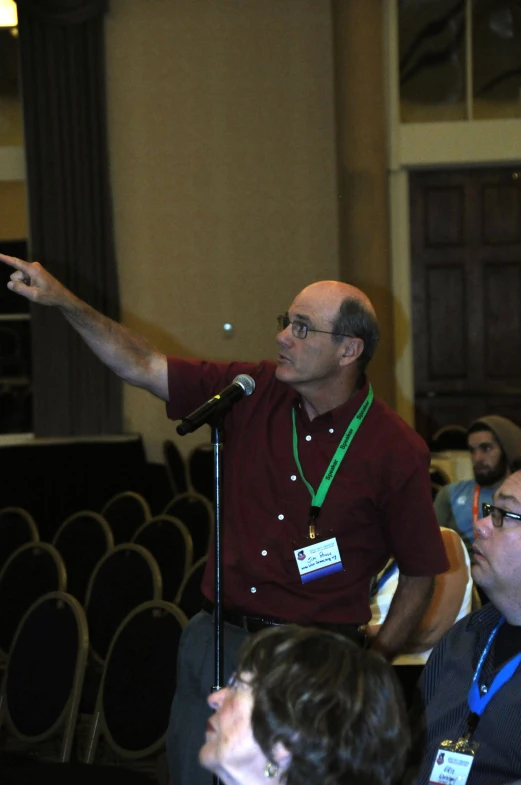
[
  {"left": 105, "top": 0, "right": 340, "bottom": 461},
  {"left": 0, "top": 180, "right": 26, "bottom": 239}
]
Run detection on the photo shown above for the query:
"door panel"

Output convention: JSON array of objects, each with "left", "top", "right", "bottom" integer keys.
[{"left": 410, "top": 167, "right": 521, "bottom": 442}]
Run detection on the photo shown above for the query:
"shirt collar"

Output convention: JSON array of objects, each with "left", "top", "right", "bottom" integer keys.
[{"left": 293, "top": 375, "right": 370, "bottom": 429}]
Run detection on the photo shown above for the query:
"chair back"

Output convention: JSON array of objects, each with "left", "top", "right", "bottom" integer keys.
[
  {"left": 52, "top": 511, "right": 114, "bottom": 604},
  {"left": 431, "top": 424, "right": 468, "bottom": 451},
  {"left": 471, "top": 583, "right": 483, "bottom": 612},
  {"left": 163, "top": 491, "right": 214, "bottom": 563},
  {"left": 429, "top": 465, "right": 451, "bottom": 486},
  {"left": 85, "top": 544, "right": 162, "bottom": 664},
  {"left": 163, "top": 439, "right": 188, "bottom": 496},
  {"left": 175, "top": 556, "right": 207, "bottom": 619},
  {"left": 0, "top": 543, "right": 66, "bottom": 656},
  {"left": 132, "top": 515, "right": 193, "bottom": 602},
  {"left": 101, "top": 491, "right": 151, "bottom": 545},
  {"left": 85, "top": 600, "right": 187, "bottom": 763},
  {"left": 188, "top": 443, "right": 214, "bottom": 502},
  {"left": 0, "top": 506, "right": 39, "bottom": 572},
  {"left": 0, "top": 591, "right": 88, "bottom": 762}
]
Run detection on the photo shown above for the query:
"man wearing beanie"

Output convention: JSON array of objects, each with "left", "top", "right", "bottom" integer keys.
[{"left": 435, "top": 415, "right": 521, "bottom": 553}]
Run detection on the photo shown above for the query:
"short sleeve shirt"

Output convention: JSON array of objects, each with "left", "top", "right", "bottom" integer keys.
[{"left": 166, "top": 358, "right": 449, "bottom": 623}]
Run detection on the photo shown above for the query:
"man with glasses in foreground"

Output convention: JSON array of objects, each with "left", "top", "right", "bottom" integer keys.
[
  {"left": 0, "top": 253, "right": 449, "bottom": 785},
  {"left": 409, "top": 471, "right": 521, "bottom": 785}
]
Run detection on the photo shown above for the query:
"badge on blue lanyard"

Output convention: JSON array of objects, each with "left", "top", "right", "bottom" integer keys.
[{"left": 428, "top": 617, "right": 521, "bottom": 785}]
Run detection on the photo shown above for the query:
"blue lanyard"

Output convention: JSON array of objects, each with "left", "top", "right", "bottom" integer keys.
[{"left": 468, "top": 618, "right": 521, "bottom": 715}]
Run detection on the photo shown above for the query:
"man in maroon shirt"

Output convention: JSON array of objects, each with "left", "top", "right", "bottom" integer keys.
[{"left": 1, "top": 253, "right": 449, "bottom": 785}]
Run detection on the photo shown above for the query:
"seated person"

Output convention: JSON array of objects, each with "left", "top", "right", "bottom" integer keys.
[
  {"left": 199, "top": 624, "right": 410, "bottom": 785},
  {"left": 408, "top": 469, "right": 521, "bottom": 785},
  {"left": 434, "top": 416, "right": 521, "bottom": 553},
  {"left": 367, "top": 526, "right": 473, "bottom": 705}
]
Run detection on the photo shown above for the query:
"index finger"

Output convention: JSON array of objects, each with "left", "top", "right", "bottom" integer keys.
[{"left": 0, "top": 252, "right": 31, "bottom": 272}]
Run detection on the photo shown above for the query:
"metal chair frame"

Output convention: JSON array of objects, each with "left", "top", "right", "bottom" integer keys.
[
  {"left": 84, "top": 543, "right": 162, "bottom": 665},
  {"left": 132, "top": 515, "right": 193, "bottom": 602},
  {"left": 162, "top": 438, "right": 189, "bottom": 496},
  {"left": 85, "top": 600, "right": 188, "bottom": 762},
  {"left": 0, "top": 591, "right": 88, "bottom": 762},
  {"left": 163, "top": 490, "right": 214, "bottom": 562},
  {"left": 0, "top": 543, "right": 67, "bottom": 659},
  {"left": 174, "top": 555, "right": 208, "bottom": 618},
  {"left": 101, "top": 491, "right": 151, "bottom": 544},
  {"left": 52, "top": 511, "right": 114, "bottom": 603},
  {"left": 0, "top": 506, "right": 39, "bottom": 569}
]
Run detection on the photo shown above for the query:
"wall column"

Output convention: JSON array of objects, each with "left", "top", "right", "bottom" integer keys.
[{"left": 331, "top": 0, "right": 396, "bottom": 407}]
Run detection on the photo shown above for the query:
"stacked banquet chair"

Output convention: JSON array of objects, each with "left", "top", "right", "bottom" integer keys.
[
  {"left": 0, "top": 542, "right": 66, "bottom": 668},
  {"left": 0, "top": 488, "right": 190, "bottom": 783},
  {"left": 0, "top": 591, "right": 88, "bottom": 764},
  {"left": 0, "top": 592, "right": 187, "bottom": 784},
  {"left": 187, "top": 443, "right": 214, "bottom": 503},
  {"left": 160, "top": 441, "right": 215, "bottom": 618},
  {"left": 163, "top": 491, "right": 214, "bottom": 566},
  {"left": 100, "top": 491, "right": 151, "bottom": 545},
  {"left": 175, "top": 556, "right": 208, "bottom": 620},
  {"left": 77, "top": 542, "right": 163, "bottom": 728},
  {"left": 52, "top": 512, "right": 114, "bottom": 605},
  {"left": 162, "top": 439, "right": 189, "bottom": 498},
  {"left": 132, "top": 516, "right": 193, "bottom": 603},
  {"left": 0, "top": 507, "right": 39, "bottom": 572}
]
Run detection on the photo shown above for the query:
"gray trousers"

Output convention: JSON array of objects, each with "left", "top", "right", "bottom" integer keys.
[{"left": 166, "top": 610, "right": 251, "bottom": 785}]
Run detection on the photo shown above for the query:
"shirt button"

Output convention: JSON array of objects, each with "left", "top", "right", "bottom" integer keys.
[
  {"left": 305, "top": 435, "right": 312, "bottom": 441},
  {"left": 251, "top": 587, "right": 257, "bottom": 593},
  {"left": 329, "top": 428, "right": 334, "bottom": 433},
  {"left": 290, "top": 475, "right": 297, "bottom": 481},
  {"left": 261, "top": 550, "right": 267, "bottom": 556},
  {"left": 278, "top": 514, "right": 284, "bottom": 520}
]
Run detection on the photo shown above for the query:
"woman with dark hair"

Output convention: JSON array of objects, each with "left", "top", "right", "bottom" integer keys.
[{"left": 199, "top": 625, "right": 410, "bottom": 785}]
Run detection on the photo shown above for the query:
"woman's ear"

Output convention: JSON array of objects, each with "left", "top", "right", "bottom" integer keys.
[{"left": 271, "top": 740, "right": 291, "bottom": 772}]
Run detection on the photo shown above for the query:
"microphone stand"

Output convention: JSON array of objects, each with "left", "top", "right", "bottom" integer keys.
[
  {"left": 211, "top": 418, "right": 225, "bottom": 695},
  {"left": 178, "top": 412, "right": 225, "bottom": 785},
  {"left": 177, "top": 387, "right": 256, "bottom": 785},
  {"left": 210, "top": 417, "right": 224, "bottom": 785}
]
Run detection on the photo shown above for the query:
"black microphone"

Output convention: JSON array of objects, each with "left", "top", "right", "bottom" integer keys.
[{"left": 176, "top": 374, "right": 256, "bottom": 435}]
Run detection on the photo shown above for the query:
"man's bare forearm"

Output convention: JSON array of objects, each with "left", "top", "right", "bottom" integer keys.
[
  {"left": 369, "top": 574, "right": 434, "bottom": 661},
  {"left": 1, "top": 253, "right": 169, "bottom": 400},
  {"left": 59, "top": 290, "right": 168, "bottom": 398}
]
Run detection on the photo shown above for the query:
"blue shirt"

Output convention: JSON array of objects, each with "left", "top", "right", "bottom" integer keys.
[{"left": 449, "top": 480, "right": 495, "bottom": 551}]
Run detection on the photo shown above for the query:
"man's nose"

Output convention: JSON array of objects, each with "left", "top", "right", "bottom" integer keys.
[
  {"left": 474, "top": 513, "right": 493, "bottom": 540},
  {"left": 276, "top": 325, "right": 294, "bottom": 347}
]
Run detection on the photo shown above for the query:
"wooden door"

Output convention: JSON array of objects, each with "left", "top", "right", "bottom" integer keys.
[{"left": 410, "top": 167, "right": 521, "bottom": 443}]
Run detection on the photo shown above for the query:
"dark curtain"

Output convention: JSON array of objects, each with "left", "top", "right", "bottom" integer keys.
[{"left": 16, "top": 0, "right": 122, "bottom": 435}]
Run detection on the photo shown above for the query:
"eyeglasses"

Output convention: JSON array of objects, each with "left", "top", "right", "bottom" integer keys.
[
  {"left": 482, "top": 502, "right": 521, "bottom": 528},
  {"left": 277, "top": 312, "right": 353, "bottom": 340},
  {"left": 225, "top": 671, "right": 251, "bottom": 692}
]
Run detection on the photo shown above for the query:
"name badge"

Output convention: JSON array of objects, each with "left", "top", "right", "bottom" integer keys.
[
  {"left": 428, "top": 741, "right": 477, "bottom": 785},
  {"left": 294, "top": 537, "right": 343, "bottom": 583}
]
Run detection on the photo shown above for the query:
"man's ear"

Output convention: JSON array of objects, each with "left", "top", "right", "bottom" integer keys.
[{"left": 339, "top": 337, "right": 364, "bottom": 367}]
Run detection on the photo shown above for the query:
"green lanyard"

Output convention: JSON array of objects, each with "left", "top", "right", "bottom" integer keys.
[{"left": 292, "top": 385, "right": 373, "bottom": 538}]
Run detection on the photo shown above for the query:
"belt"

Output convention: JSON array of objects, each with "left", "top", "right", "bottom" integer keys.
[{"left": 202, "top": 599, "right": 365, "bottom": 645}]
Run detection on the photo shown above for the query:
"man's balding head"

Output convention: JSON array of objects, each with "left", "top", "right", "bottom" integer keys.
[{"left": 296, "top": 282, "right": 380, "bottom": 373}]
